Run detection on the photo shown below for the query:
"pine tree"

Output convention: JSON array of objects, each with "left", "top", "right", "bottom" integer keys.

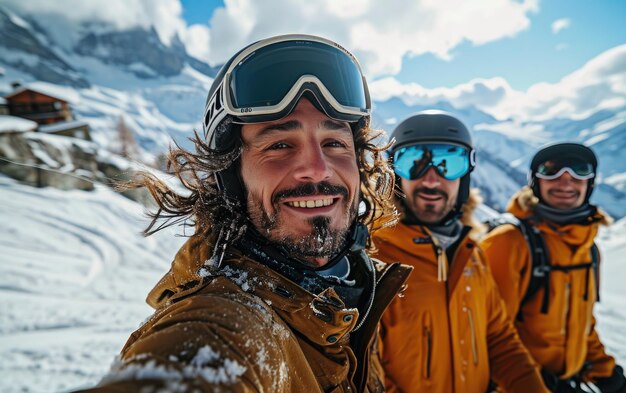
[{"left": 117, "top": 115, "right": 139, "bottom": 159}]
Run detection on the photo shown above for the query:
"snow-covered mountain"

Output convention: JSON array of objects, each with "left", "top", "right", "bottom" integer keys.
[{"left": 1, "top": 5, "right": 625, "bottom": 218}]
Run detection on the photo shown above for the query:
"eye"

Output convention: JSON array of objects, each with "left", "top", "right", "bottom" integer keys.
[
  {"left": 267, "top": 142, "right": 290, "bottom": 150},
  {"left": 325, "top": 140, "right": 348, "bottom": 148}
]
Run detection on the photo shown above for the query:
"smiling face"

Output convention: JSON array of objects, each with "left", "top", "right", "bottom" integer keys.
[
  {"left": 239, "top": 98, "right": 360, "bottom": 267},
  {"left": 400, "top": 167, "right": 459, "bottom": 225},
  {"left": 538, "top": 171, "right": 588, "bottom": 209}
]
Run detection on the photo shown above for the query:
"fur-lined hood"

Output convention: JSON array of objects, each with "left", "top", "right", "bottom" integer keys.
[{"left": 508, "top": 186, "right": 613, "bottom": 226}]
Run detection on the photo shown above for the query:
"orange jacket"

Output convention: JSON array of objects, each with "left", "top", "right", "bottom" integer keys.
[
  {"left": 480, "top": 187, "right": 616, "bottom": 380},
  {"left": 374, "top": 221, "right": 546, "bottom": 393}
]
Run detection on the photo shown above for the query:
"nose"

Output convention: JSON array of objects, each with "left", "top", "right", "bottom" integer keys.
[
  {"left": 293, "top": 142, "right": 332, "bottom": 183},
  {"left": 420, "top": 167, "right": 441, "bottom": 187}
]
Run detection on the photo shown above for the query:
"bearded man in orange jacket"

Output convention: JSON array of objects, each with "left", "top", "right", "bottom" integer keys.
[
  {"left": 374, "top": 110, "right": 547, "bottom": 393},
  {"left": 480, "top": 143, "right": 625, "bottom": 392}
]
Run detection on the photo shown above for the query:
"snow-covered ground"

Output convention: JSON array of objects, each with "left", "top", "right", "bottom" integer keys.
[
  {"left": 0, "top": 175, "right": 624, "bottom": 392},
  {"left": 0, "top": 175, "right": 186, "bottom": 392}
]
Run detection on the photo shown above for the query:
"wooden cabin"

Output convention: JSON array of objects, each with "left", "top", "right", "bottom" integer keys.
[{"left": 5, "top": 87, "right": 73, "bottom": 125}]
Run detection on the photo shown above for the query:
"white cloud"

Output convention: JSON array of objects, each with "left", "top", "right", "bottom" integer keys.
[
  {"left": 183, "top": 24, "right": 212, "bottom": 62},
  {"left": 556, "top": 43, "right": 569, "bottom": 51},
  {"left": 2, "top": 0, "right": 539, "bottom": 77},
  {"left": 551, "top": 18, "right": 571, "bottom": 34},
  {"left": 196, "top": 0, "right": 539, "bottom": 76},
  {"left": 2, "top": 0, "right": 187, "bottom": 46},
  {"left": 370, "top": 44, "right": 626, "bottom": 122}
]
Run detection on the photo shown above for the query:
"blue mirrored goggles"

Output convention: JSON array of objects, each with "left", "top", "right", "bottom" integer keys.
[{"left": 393, "top": 144, "right": 475, "bottom": 181}]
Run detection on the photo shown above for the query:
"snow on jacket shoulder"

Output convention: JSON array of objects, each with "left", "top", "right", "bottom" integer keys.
[
  {"left": 480, "top": 187, "right": 616, "bottom": 380},
  {"left": 78, "top": 234, "right": 412, "bottom": 392},
  {"left": 374, "top": 221, "right": 547, "bottom": 393}
]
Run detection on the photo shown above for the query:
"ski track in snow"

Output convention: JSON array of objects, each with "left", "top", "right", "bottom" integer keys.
[
  {"left": 0, "top": 176, "right": 185, "bottom": 392},
  {"left": 0, "top": 175, "right": 625, "bottom": 392}
]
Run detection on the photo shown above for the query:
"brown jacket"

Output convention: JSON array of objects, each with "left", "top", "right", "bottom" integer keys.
[
  {"left": 373, "top": 193, "right": 547, "bottom": 393},
  {"left": 480, "top": 187, "right": 616, "bottom": 380},
  {"left": 83, "top": 234, "right": 412, "bottom": 392}
]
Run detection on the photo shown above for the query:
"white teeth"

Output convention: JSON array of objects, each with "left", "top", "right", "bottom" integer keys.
[{"left": 286, "top": 198, "right": 334, "bottom": 208}]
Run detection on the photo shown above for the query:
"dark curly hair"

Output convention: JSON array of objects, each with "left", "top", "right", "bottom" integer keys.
[{"left": 127, "top": 116, "right": 397, "bottom": 251}]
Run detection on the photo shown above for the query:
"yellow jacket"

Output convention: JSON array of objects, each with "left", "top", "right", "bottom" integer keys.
[
  {"left": 374, "top": 219, "right": 546, "bottom": 393},
  {"left": 480, "top": 187, "right": 616, "bottom": 380}
]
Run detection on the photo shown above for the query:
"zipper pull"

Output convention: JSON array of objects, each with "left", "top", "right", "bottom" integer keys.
[{"left": 435, "top": 244, "right": 448, "bottom": 282}]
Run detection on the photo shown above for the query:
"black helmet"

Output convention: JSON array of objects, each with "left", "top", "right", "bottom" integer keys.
[
  {"left": 202, "top": 34, "right": 371, "bottom": 201},
  {"left": 389, "top": 110, "right": 476, "bottom": 223},
  {"left": 528, "top": 142, "right": 598, "bottom": 202},
  {"left": 390, "top": 110, "right": 474, "bottom": 151}
]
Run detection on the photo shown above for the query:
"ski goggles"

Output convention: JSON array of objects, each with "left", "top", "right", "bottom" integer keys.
[
  {"left": 535, "top": 157, "right": 595, "bottom": 180},
  {"left": 203, "top": 34, "right": 371, "bottom": 144},
  {"left": 393, "top": 143, "right": 475, "bottom": 181}
]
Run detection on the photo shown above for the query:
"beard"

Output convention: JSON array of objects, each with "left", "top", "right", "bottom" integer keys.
[
  {"left": 409, "top": 187, "right": 455, "bottom": 224},
  {"left": 247, "top": 182, "right": 358, "bottom": 266}
]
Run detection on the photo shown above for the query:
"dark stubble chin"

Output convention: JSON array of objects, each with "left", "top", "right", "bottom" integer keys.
[
  {"left": 247, "top": 182, "right": 358, "bottom": 264},
  {"left": 410, "top": 187, "right": 454, "bottom": 223}
]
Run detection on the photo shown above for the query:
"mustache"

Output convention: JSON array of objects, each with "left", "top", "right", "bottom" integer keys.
[
  {"left": 548, "top": 189, "right": 579, "bottom": 196},
  {"left": 412, "top": 187, "right": 448, "bottom": 200},
  {"left": 273, "top": 182, "right": 349, "bottom": 204}
]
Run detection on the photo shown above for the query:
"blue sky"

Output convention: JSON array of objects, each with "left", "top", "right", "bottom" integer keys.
[{"left": 180, "top": 0, "right": 626, "bottom": 90}]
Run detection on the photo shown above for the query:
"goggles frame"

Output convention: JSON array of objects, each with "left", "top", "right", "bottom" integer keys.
[
  {"left": 393, "top": 143, "right": 476, "bottom": 181},
  {"left": 535, "top": 166, "right": 595, "bottom": 181},
  {"left": 203, "top": 34, "right": 371, "bottom": 148}
]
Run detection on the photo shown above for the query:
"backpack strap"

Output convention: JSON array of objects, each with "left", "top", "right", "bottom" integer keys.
[
  {"left": 591, "top": 243, "right": 600, "bottom": 302},
  {"left": 516, "top": 218, "right": 551, "bottom": 320}
]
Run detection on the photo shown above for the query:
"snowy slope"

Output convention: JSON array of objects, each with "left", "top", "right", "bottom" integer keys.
[{"left": 0, "top": 175, "right": 186, "bottom": 392}]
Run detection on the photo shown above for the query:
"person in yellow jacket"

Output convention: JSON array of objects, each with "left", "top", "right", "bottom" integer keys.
[
  {"left": 480, "top": 143, "right": 625, "bottom": 392},
  {"left": 374, "top": 110, "right": 547, "bottom": 393}
]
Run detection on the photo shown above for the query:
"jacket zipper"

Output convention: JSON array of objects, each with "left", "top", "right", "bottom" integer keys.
[
  {"left": 352, "top": 252, "right": 377, "bottom": 332},
  {"left": 445, "top": 281, "right": 456, "bottom": 392},
  {"left": 561, "top": 282, "right": 571, "bottom": 336},
  {"left": 467, "top": 307, "right": 478, "bottom": 366},
  {"left": 424, "top": 325, "right": 432, "bottom": 379}
]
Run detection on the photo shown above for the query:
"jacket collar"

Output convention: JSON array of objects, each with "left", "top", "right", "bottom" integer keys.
[
  {"left": 507, "top": 186, "right": 612, "bottom": 226},
  {"left": 147, "top": 234, "right": 411, "bottom": 346}
]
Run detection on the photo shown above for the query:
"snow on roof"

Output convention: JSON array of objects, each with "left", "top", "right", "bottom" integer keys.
[
  {"left": 0, "top": 97, "right": 6, "bottom": 105},
  {"left": 4, "top": 82, "right": 80, "bottom": 104},
  {"left": 0, "top": 115, "right": 37, "bottom": 133},
  {"left": 38, "top": 120, "right": 89, "bottom": 134}
]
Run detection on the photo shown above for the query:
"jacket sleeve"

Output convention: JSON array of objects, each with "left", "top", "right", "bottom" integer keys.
[
  {"left": 483, "top": 263, "right": 549, "bottom": 393},
  {"left": 480, "top": 226, "right": 532, "bottom": 319},
  {"left": 584, "top": 314, "right": 617, "bottom": 380},
  {"left": 75, "top": 293, "right": 295, "bottom": 392}
]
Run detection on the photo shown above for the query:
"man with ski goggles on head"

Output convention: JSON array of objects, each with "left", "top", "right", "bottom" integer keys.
[
  {"left": 78, "top": 34, "right": 412, "bottom": 392},
  {"left": 374, "top": 110, "right": 547, "bottom": 392},
  {"left": 481, "top": 142, "right": 625, "bottom": 392}
]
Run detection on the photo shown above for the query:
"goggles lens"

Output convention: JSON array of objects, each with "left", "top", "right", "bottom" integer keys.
[
  {"left": 394, "top": 144, "right": 472, "bottom": 181},
  {"left": 228, "top": 39, "right": 368, "bottom": 116},
  {"left": 536, "top": 157, "right": 595, "bottom": 180}
]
